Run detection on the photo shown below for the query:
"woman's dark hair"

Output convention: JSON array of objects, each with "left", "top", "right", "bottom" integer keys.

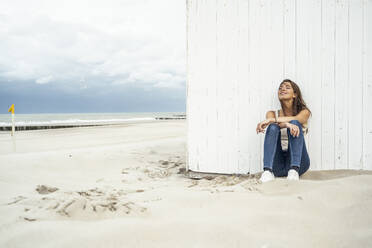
[{"left": 279, "top": 79, "right": 312, "bottom": 117}]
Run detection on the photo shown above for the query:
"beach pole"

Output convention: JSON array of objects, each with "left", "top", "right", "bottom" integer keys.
[
  {"left": 11, "top": 112, "right": 15, "bottom": 136},
  {"left": 8, "top": 104, "right": 15, "bottom": 136}
]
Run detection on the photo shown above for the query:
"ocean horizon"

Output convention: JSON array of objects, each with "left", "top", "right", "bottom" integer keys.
[{"left": 0, "top": 112, "right": 186, "bottom": 127}]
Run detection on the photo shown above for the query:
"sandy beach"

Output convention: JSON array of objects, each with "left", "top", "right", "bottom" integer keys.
[{"left": 0, "top": 120, "right": 372, "bottom": 248}]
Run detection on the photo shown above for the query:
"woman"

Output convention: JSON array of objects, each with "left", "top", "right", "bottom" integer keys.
[{"left": 256, "top": 79, "right": 311, "bottom": 183}]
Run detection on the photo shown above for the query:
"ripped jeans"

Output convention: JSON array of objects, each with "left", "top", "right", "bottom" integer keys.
[{"left": 263, "top": 120, "right": 310, "bottom": 177}]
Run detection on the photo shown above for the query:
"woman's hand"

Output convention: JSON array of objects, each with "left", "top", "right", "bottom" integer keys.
[
  {"left": 286, "top": 123, "right": 300, "bottom": 137},
  {"left": 256, "top": 118, "right": 275, "bottom": 134}
]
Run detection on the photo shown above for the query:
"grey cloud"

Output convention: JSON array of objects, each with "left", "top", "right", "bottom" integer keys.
[{"left": 0, "top": 0, "right": 186, "bottom": 91}]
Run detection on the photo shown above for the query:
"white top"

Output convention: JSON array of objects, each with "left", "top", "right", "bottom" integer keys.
[{"left": 277, "top": 109, "right": 308, "bottom": 151}]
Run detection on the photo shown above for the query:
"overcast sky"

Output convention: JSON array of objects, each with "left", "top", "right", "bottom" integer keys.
[{"left": 0, "top": 0, "right": 186, "bottom": 113}]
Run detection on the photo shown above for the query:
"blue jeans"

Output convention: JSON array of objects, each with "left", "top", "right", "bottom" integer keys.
[{"left": 263, "top": 120, "right": 310, "bottom": 177}]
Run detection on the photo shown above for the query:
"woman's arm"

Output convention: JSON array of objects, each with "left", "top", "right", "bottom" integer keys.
[
  {"left": 256, "top": 111, "right": 276, "bottom": 133},
  {"left": 276, "top": 109, "right": 310, "bottom": 125}
]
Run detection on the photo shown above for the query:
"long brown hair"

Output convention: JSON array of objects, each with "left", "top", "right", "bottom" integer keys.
[{"left": 279, "top": 79, "right": 312, "bottom": 117}]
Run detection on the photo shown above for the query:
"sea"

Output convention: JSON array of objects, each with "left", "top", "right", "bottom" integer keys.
[{"left": 0, "top": 112, "right": 186, "bottom": 127}]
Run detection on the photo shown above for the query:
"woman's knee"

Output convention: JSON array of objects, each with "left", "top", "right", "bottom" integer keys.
[
  {"left": 289, "top": 120, "right": 301, "bottom": 128},
  {"left": 267, "top": 123, "right": 280, "bottom": 133}
]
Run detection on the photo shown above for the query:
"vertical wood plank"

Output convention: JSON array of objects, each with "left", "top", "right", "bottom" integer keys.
[
  {"left": 216, "top": 0, "right": 239, "bottom": 173},
  {"left": 258, "top": 0, "right": 272, "bottom": 173},
  {"left": 305, "top": 0, "right": 322, "bottom": 171},
  {"left": 198, "top": 0, "right": 218, "bottom": 173},
  {"left": 321, "top": 0, "right": 336, "bottom": 170},
  {"left": 348, "top": 0, "right": 364, "bottom": 169},
  {"left": 186, "top": 0, "right": 196, "bottom": 171},
  {"left": 186, "top": 0, "right": 190, "bottom": 171},
  {"left": 283, "top": 0, "right": 296, "bottom": 78},
  {"left": 295, "top": 0, "right": 310, "bottom": 100},
  {"left": 295, "top": 0, "right": 312, "bottom": 165},
  {"left": 193, "top": 0, "right": 207, "bottom": 172},
  {"left": 267, "top": 0, "right": 285, "bottom": 111},
  {"left": 334, "top": 0, "right": 349, "bottom": 169},
  {"left": 363, "top": 0, "right": 372, "bottom": 170},
  {"left": 248, "top": 0, "right": 265, "bottom": 173},
  {"left": 237, "top": 0, "right": 251, "bottom": 174}
]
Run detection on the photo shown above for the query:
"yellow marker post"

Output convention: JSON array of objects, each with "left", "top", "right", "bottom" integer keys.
[{"left": 8, "top": 104, "right": 15, "bottom": 136}]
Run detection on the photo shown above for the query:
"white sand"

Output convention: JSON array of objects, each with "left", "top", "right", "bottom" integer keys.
[{"left": 0, "top": 120, "right": 372, "bottom": 248}]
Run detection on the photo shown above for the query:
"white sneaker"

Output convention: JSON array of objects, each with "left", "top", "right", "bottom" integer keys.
[
  {"left": 287, "top": 169, "right": 299, "bottom": 180},
  {"left": 259, "top": 170, "right": 275, "bottom": 183}
]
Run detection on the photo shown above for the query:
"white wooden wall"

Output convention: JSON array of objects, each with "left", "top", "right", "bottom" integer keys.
[{"left": 186, "top": 0, "right": 372, "bottom": 174}]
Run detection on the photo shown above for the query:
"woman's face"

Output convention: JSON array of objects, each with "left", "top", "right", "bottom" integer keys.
[{"left": 278, "top": 82, "right": 296, "bottom": 101}]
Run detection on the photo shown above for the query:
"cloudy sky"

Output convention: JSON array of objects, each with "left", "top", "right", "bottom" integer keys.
[{"left": 0, "top": 0, "right": 186, "bottom": 113}]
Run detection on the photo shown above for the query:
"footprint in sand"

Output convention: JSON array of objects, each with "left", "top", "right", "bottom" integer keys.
[
  {"left": 36, "top": 185, "right": 59, "bottom": 194},
  {"left": 142, "top": 156, "right": 186, "bottom": 180}
]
